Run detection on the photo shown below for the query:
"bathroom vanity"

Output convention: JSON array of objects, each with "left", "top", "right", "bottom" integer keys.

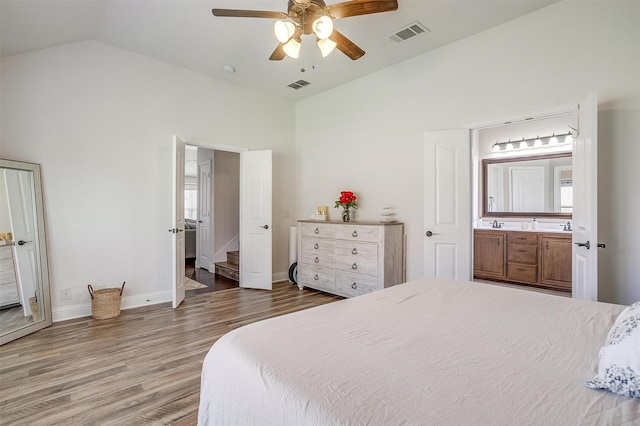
[{"left": 473, "top": 229, "right": 572, "bottom": 292}]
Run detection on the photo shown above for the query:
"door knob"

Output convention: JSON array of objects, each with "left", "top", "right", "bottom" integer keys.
[
  {"left": 198, "top": 220, "right": 203, "bottom": 223},
  {"left": 17, "top": 240, "right": 32, "bottom": 246},
  {"left": 260, "top": 225, "right": 269, "bottom": 230},
  {"left": 425, "top": 231, "right": 433, "bottom": 237},
  {"left": 597, "top": 243, "right": 606, "bottom": 248},
  {"left": 574, "top": 241, "right": 590, "bottom": 249}
]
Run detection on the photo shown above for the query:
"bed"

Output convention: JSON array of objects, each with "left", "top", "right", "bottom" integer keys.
[{"left": 198, "top": 278, "right": 639, "bottom": 425}]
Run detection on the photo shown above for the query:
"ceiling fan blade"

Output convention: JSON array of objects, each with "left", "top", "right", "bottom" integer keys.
[
  {"left": 269, "top": 43, "right": 286, "bottom": 61},
  {"left": 212, "top": 9, "right": 287, "bottom": 19},
  {"left": 327, "top": 0, "right": 398, "bottom": 19},
  {"left": 330, "top": 29, "right": 365, "bottom": 60}
]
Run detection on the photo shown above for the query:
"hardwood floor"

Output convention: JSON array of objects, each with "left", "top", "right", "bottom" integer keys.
[
  {"left": 185, "top": 258, "right": 238, "bottom": 295},
  {"left": 0, "top": 281, "right": 341, "bottom": 425}
]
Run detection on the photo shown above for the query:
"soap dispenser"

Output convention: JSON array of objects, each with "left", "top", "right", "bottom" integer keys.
[{"left": 531, "top": 218, "right": 538, "bottom": 230}]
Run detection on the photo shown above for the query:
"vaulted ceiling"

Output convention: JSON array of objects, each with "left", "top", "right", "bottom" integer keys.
[{"left": 0, "top": 1, "right": 558, "bottom": 101}]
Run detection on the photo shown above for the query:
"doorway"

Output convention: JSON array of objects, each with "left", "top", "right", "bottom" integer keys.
[{"left": 183, "top": 145, "right": 240, "bottom": 295}]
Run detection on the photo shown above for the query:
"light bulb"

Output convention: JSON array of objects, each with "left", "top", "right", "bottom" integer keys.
[
  {"left": 533, "top": 137, "right": 542, "bottom": 147},
  {"left": 312, "top": 16, "right": 333, "bottom": 40},
  {"left": 549, "top": 134, "right": 558, "bottom": 145},
  {"left": 506, "top": 142, "right": 514, "bottom": 151},
  {"left": 492, "top": 143, "right": 500, "bottom": 153},
  {"left": 274, "top": 20, "right": 295, "bottom": 43},
  {"left": 282, "top": 37, "right": 301, "bottom": 59},
  {"left": 564, "top": 134, "right": 573, "bottom": 143},
  {"left": 519, "top": 139, "right": 527, "bottom": 149},
  {"left": 317, "top": 38, "right": 337, "bottom": 57}
]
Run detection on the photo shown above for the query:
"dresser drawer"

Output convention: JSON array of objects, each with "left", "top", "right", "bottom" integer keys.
[
  {"left": 299, "top": 265, "right": 335, "bottom": 292},
  {"left": 507, "top": 243, "right": 537, "bottom": 264},
  {"left": 507, "top": 232, "right": 538, "bottom": 245},
  {"left": 301, "top": 237, "right": 334, "bottom": 255},
  {"left": 334, "top": 241, "right": 377, "bottom": 262},
  {"left": 335, "top": 225, "right": 381, "bottom": 243},
  {"left": 301, "top": 251, "right": 335, "bottom": 268},
  {"left": 300, "top": 223, "right": 335, "bottom": 239},
  {"left": 507, "top": 263, "right": 537, "bottom": 283},
  {"left": 0, "top": 246, "right": 12, "bottom": 260},
  {"left": 335, "top": 256, "right": 377, "bottom": 276},
  {"left": 335, "top": 271, "right": 378, "bottom": 297}
]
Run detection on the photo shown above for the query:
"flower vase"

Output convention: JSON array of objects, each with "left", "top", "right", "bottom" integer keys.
[{"left": 342, "top": 209, "right": 351, "bottom": 222}]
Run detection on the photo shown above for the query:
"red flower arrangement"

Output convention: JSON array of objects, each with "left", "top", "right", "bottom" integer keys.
[{"left": 335, "top": 191, "right": 358, "bottom": 210}]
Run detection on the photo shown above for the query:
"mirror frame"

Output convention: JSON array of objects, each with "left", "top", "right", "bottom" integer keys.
[
  {"left": 482, "top": 152, "right": 573, "bottom": 218},
  {"left": 0, "top": 159, "right": 52, "bottom": 345}
]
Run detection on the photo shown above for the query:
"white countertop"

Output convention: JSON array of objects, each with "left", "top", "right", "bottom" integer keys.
[{"left": 474, "top": 226, "right": 571, "bottom": 234}]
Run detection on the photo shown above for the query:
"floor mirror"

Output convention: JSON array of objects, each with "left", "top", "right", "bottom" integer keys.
[{"left": 0, "top": 159, "right": 52, "bottom": 345}]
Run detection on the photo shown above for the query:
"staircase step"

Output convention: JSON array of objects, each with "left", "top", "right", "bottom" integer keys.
[
  {"left": 215, "top": 262, "right": 239, "bottom": 282},
  {"left": 227, "top": 250, "right": 239, "bottom": 268}
]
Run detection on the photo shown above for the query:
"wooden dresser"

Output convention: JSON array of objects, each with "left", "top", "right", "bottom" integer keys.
[
  {"left": 0, "top": 244, "right": 21, "bottom": 308},
  {"left": 473, "top": 229, "right": 572, "bottom": 292},
  {"left": 297, "top": 221, "right": 404, "bottom": 298}
]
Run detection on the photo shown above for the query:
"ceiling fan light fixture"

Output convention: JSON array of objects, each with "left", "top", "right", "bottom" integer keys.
[
  {"left": 274, "top": 20, "right": 295, "bottom": 43},
  {"left": 282, "top": 37, "right": 301, "bottom": 59},
  {"left": 317, "top": 38, "right": 337, "bottom": 57},
  {"left": 312, "top": 15, "right": 334, "bottom": 40}
]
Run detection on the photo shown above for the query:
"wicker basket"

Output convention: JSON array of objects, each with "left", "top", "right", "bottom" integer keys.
[
  {"left": 29, "top": 296, "right": 40, "bottom": 321},
  {"left": 88, "top": 282, "right": 125, "bottom": 320}
]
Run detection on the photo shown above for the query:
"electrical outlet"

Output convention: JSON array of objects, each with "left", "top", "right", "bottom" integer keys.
[{"left": 61, "top": 288, "right": 72, "bottom": 300}]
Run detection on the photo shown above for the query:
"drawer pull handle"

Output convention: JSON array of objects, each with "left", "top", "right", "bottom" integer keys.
[
  {"left": 518, "top": 237, "right": 527, "bottom": 240},
  {"left": 352, "top": 263, "right": 358, "bottom": 270},
  {"left": 352, "top": 248, "right": 358, "bottom": 255},
  {"left": 314, "top": 228, "right": 319, "bottom": 234},
  {"left": 517, "top": 249, "right": 527, "bottom": 253},
  {"left": 352, "top": 230, "right": 358, "bottom": 237},
  {"left": 314, "top": 243, "right": 319, "bottom": 249},
  {"left": 517, "top": 268, "right": 527, "bottom": 272},
  {"left": 314, "top": 274, "right": 319, "bottom": 280},
  {"left": 314, "top": 257, "right": 319, "bottom": 263},
  {"left": 351, "top": 282, "right": 357, "bottom": 289}
]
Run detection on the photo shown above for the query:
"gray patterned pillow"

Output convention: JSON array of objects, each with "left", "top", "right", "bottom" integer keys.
[{"left": 585, "top": 301, "right": 640, "bottom": 398}]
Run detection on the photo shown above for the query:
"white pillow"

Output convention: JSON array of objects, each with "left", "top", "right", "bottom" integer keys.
[{"left": 586, "top": 301, "right": 640, "bottom": 398}]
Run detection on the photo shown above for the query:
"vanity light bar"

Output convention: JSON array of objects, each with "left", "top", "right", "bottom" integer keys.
[{"left": 491, "top": 132, "right": 573, "bottom": 152}]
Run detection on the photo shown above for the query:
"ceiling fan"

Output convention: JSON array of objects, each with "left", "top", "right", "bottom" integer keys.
[{"left": 212, "top": 0, "right": 399, "bottom": 61}]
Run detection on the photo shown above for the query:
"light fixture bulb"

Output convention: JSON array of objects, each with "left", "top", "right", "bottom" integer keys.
[
  {"left": 282, "top": 37, "right": 301, "bottom": 59},
  {"left": 564, "top": 134, "right": 573, "bottom": 143},
  {"left": 317, "top": 38, "right": 337, "bottom": 57},
  {"left": 506, "top": 141, "right": 514, "bottom": 151},
  {"left": 492, "top": 142, "right": 500, "bottom": 153},
  {"left": 274, "top": 20, "right": 295, "bottom": 43},
  {"left": 549, "top": 134, "right": 558, "bottom": 145},
  {"left": 533, "top": 137, "right": 542, "bottom": 147},
  {"left": 312, "top": 16, "right": 333, "bottom": 40},
  {"left": 519, "top": 139, "right": 527, "bottom": 149}
]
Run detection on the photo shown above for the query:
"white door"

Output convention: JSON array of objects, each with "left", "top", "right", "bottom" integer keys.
[
  {"left": 572, "top": 93, "right": 598, "bottom": 300},
  {"left": 198, "top": 158, "right": 212, "bottom": 271},
  {"left": 509, "top": 167, "right": 545, "bottom": 212},
  {"left": 172, "top": 136, "right": 186, "bottom": 308},
  {"left": 239, "top": 150, "right": 272, "bottom": 290},
  {"left": 424, "top": 130, "right": 472, "bottom": 279},
  {"left": 4, "top": 169, "right": 37, "bottom": 316}
]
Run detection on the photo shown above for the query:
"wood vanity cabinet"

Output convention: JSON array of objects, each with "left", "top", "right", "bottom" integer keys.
[
  {"left": 473, "top": 230, "right": 506, "bottom": 280},
  {"left": 297, "top": 221, "right": 404, "bottom": 298},
  {"left": 474, "top": 230, "right": 571, "bottom": 292}
]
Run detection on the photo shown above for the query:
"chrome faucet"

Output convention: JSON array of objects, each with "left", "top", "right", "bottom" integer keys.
[
  {"left": 492, "top": 220, "right": 502, "bottom": 229},
  {"left": 563, "top": 222, "right": 572, "bottom": 231}
]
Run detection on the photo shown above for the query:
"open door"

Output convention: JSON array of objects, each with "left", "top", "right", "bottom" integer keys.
[
  {"left": 171, "top": 136, "right": 186, "bottom": 308},
  {"left": 572, "top": 93, "right": 598, "bottom": 300},
  {"left": 239, "top": 150, "right": 272, "bottom": 290},
  {"left": 424, "top": 130, "right": 472, "bottom": 279}
]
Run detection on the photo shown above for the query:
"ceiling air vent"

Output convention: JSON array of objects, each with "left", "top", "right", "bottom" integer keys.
[
  {"left": 287, "top": 79, "right": 311, "bottom": 90},
  {"left": 387, "top": 21, "right": 430, "bottom": 44}
]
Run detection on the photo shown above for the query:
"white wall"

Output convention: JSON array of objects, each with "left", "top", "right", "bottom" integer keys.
[
  {"left": 0, "top": 40, "right": 296, "bottom": 320},
  {"left": 295, "top": 1, "right": 640, "bottom": 304},
  {"left": 213, "top": 150, "right": 240, "bottom": 262}
]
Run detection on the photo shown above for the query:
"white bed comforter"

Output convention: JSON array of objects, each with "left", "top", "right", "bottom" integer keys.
[{"left": 198, "top": 278, "right": 639, "bottom": 425}]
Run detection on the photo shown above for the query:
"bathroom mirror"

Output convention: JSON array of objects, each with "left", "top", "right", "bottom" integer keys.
[
  {"left": 482, "top": 152, "right": 573, "bottom": 218},
  {"left": 0, "top": 159, "right": 52, "bottom": 345}
]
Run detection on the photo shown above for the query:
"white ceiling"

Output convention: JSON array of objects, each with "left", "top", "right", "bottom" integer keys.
[{"left": 0, "top": 0, "right": 558, "bottom": 101}]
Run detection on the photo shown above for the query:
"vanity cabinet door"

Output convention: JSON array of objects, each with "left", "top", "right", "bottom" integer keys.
[
  {"left": 540, "top": 235, "right": 572, "bottom": 290},
  {"left": 473, "top": 230, "right": 506, "bottom": 279}
]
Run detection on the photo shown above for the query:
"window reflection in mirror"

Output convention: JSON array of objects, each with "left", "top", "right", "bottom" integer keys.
[{"left": 483, "top": 153, "right": 572, "bottom": 218}]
